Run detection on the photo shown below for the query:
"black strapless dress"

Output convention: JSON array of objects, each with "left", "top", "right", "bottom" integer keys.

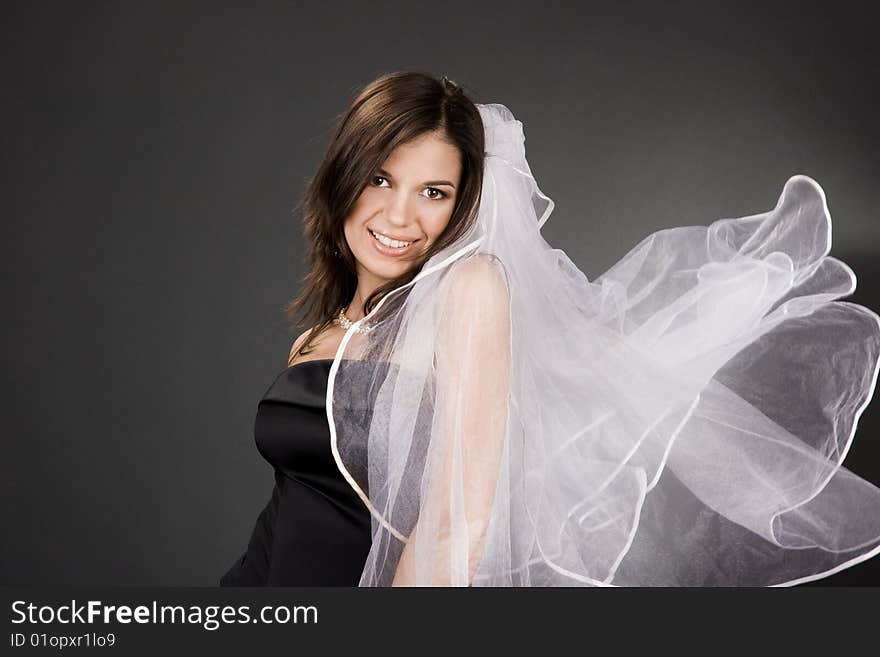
[{"left": 220, "top": 358, "right": 372, "bottom": 586}]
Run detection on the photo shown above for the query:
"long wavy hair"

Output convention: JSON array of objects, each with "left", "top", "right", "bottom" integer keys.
[{"left": 283, "top": 71, "right": 486, "bottom": 362}]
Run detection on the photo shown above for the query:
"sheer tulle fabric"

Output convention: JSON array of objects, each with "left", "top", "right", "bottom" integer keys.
[{"left": 327, "top": 103, "right": 880, "bottom": 586}]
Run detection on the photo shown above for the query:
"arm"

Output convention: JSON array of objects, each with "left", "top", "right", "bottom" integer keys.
[{"left": 391, "top": 255, "right": 512, "bottom": 586}]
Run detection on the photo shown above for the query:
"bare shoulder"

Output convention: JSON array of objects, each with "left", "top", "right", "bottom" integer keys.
[
  {"left": 449, "top": 253, "right": 509, "bottom": 299},
  {"left": 287, "top": 327, "right": 315, "bottom": 366},
  {"left": 439, "top": 254, "right": 511, "bottom": 356},
  {"left": 443, "top": 254, "right": 511, "bottom": 328}
]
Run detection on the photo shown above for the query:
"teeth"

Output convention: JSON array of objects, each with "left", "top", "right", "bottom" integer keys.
[{"left": 371, "top": 230, "right": 412, "bottom": 248}]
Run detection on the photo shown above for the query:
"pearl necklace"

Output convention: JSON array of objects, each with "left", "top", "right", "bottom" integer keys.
[{"left": 334, "top": 307, "right": 375, "bottom": 334}]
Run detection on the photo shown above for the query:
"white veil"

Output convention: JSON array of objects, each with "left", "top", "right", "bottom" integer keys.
[{"left": 326, "top": 102, "right": 880, "bottom": 586}]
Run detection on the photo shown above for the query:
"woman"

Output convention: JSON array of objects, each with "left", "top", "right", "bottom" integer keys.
[
  {"left": 220, "top": 71, "right": 488, "bottom": 586},
  {"left": 222, "top": 71, "right": 880, "bottom": 587}
]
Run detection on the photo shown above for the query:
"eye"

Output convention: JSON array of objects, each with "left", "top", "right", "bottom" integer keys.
[
  {"left": 422, "top": 187, "right": 448, "bottom": 201},
  {"left": 371, "top": 175, "right": 390, "bottom": 187}
]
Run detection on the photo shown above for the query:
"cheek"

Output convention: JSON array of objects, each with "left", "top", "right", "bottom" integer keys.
[
  {"left": 343, "top": 195, "right": 376, "bottom": 235},
  {"left": 424, "top": 206, "right": 455, "bottom": 238},
  {"left": 346, "top": 195, "right": 371, "bottom": 223}
]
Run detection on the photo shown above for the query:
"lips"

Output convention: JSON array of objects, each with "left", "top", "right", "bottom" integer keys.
[
  {"left": 369, "top": 228, "right": 419, "bottom": 244},
  {"left": 367, "top": 227, "right": 419, "bottom": 256}
]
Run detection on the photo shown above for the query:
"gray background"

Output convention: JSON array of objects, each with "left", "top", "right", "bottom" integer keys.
[{"left": 2, "top": 0, "right": 879, "bottom": 585}]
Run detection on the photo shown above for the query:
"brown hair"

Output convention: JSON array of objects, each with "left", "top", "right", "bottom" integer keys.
[{"left": 283, "top": 71, "right": 486, "bottom": 362}]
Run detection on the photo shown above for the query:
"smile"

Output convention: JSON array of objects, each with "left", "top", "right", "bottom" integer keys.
[{"left": 368, "top": 228, "right": 419, "bottom": 255}]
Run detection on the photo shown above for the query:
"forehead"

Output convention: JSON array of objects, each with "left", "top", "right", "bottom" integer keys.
[{"left": 382, "top": 132, "right": 462, "bottom": 179}]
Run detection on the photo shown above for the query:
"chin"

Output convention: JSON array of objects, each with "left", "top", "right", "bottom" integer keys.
[{"left": 364, "top": 258, "right": 408, "bottom": 281}]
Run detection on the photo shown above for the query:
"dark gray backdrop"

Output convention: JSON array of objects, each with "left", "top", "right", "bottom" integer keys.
[{"left": 3, "top": 1, "right": 878, "bottom": 585}]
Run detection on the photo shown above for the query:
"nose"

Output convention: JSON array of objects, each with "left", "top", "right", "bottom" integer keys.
[{"left": 384, "top": 188, "right": 416, "bottom": 229}]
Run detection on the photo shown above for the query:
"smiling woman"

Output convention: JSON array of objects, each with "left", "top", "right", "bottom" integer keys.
[
  {"left": 282, "top": 71, "right": 485, "bottom": 356},
  {"left": 222, "top": 70, "right": 880, "bottom": 588},
  {"left": 220, "top": 71, "right": 488, "bottom": 586},
  {"left": 343, "top": 130, "right": 462, "bottom": 308}
]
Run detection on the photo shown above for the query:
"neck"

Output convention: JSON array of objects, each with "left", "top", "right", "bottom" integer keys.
[{"left": 346, "top": 276, "right": 382, "bottom": 322}]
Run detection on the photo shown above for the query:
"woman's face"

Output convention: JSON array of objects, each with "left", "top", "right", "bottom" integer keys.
[{"left": 343, "top": 130, "right": 462, "bottom": 290}]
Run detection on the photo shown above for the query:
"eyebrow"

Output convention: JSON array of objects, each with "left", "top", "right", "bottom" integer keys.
[{"left": 377, "top": 168, "right": 456, "bottom": 189}]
